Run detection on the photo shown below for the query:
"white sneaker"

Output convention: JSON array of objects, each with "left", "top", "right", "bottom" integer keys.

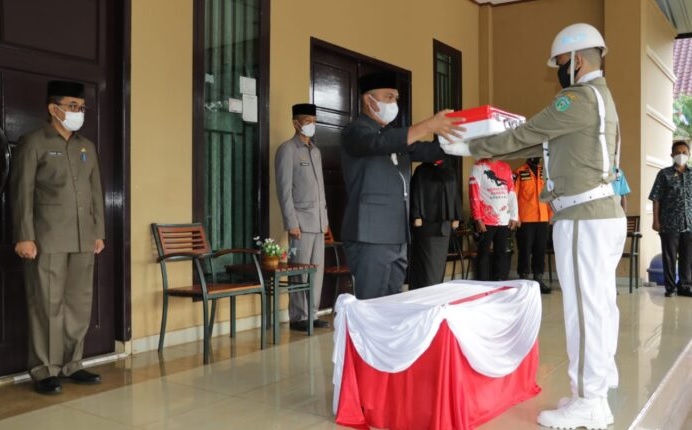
[
  {"left": 556, "top": 397, "right": 614, "bottom": 425},
  {"left": 538, "top": 397, "right": 610, "bottom": 429}
]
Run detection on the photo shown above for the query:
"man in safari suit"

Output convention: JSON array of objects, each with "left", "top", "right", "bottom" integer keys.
[
  {"left": 442, "top": 24, "right": 626, "bottom": 429},
  {"left": 11, "top": 80, "right": 105, "bottom": 395},
  {"left": 275, "top": 103, "right": 330, "bottom": 331}
]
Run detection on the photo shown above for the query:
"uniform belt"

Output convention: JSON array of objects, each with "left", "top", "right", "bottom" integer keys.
[{"left": 549, "top": 183, "right": 614, "bottom": 213}]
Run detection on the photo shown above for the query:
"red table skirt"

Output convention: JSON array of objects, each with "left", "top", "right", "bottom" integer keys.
[{"left": 336, "top": 320, "right": 541, "bottom": 430}]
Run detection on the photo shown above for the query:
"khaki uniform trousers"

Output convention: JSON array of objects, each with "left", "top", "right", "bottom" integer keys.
[
  {"left": 288, "top": 232, "right": 324, "bottom": 322},
  {"left": 24, "top": 251, "right": 94, "bottom": 380}
]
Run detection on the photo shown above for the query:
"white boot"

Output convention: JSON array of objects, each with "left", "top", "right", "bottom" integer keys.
[
  {"left": 538, "top": 397, "right": 610, "bottom": 429},
  {"left": 556, "top": 397, "right": 614, "bottom": 425}
]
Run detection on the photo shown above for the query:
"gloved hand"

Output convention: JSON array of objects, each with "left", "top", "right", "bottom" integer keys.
[{"left": 441, "top": 141, "right": 471, "bottom": 156}]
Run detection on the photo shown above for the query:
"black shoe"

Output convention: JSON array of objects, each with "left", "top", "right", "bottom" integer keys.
[
  {"left": 535, "top": 279, "right": 551, "bottom": 294},
  {"left": 665, "top": 290, "right": 675, "bottom": 297},
  {"left": 289, "top": 320, "right": 309, "bottom": 332},
  {"left": 678, "top": 289, "right": 692, "bottom": 297},
  {"left": 35, "top": 377, "right": 62, "bottom": 395},
  {"left": 313, "top": 319, "right": 331, "bottom": 328},
  {"left": 66, "top": 369, "right": 101, "bottom": 385}
]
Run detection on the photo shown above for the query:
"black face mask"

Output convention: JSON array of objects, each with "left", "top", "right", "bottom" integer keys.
[{"left": 557, "top": 60, "right": 579, "bottom": 89}]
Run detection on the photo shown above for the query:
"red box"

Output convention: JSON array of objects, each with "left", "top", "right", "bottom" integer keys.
[{"left": 439, "top": 105, "right": 525, "bottom": 144}]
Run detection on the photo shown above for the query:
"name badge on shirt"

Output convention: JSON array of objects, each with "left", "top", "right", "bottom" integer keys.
[
  {"left": 48, "top": 151, "right": 63, "bottom": 156},
  {"left": 300, "top": 162, "right": 310, "bottom": 166}
]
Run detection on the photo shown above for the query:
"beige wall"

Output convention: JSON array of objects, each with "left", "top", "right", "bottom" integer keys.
[
  {"left": 475, "top": 0, "right": 604, "bottom": 275},
  {"left": 605, "top": 0, "right": 676, "bottom": 280},
  {"left": 474, "top": 0, "right": 604, "bottom": 204},
  {"left": 269, "top": 0, "right": 481, "bottom": 242},
  {"left": 486, "top": 0, "right": 604, "bottom": 118},
  {"left": 604, "top": 0, "right": 643, "bottom": 218},
  {"left": 126, "top": 0, "right": 678, "bottom": 346},
  {"left": 130, "top": 0, "right": 194, "bottom": 340},
  {"left": 639, "top": 0, "right": 677, "bottom": 275},
  {"left": 480, "top": 0, "right": 676, "bottom": 282},
  {"left": 126, "top": 0, "right": 481, "bottom": 346}
]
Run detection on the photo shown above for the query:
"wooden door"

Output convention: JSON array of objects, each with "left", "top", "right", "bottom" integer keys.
[
  {"left": 0, "top": 0, "right": 123, "bottom": 376},
  {"left": 310, "top": 39, "right": 411, "bottom": 308},
  {"left": 310, "top": 39, "right": 411, "bottom": 241}
]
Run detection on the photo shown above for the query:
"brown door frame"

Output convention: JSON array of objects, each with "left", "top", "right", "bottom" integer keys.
[
  {"left": 0, "top": 0, "right": 132, "bottom": 367},
  {"left": 309, "top": 38, "right": 413, "bottom": 306},
  {"left": 191, "top": 0, "right": 272, "bottom": 238},
  {"left": 433, "top": 39, "right": 462, "bottom": 111},
  {"left": 310, "top": 38, "right": 413, "bottom": 127},
  {"left": 117, "top": 0, "right": 133, "bottom": 343},
  {"left": 432, "top": 39, "right": 463, "bottom": 205}
]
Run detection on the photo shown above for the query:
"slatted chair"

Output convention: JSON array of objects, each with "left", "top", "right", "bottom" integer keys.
[
  {"left": 458, "top": 224, "right": 478, "bottom": 279},
  {"left": 623, "top": 215, "right": 642, "bottom": 293},
  {"left": 324, "top": 227, "right": 354, "bottom": 308},
  {"left": 151, "top": 223, "right": 266, "bottom": 363},
  {"left": 445, "top": 230, "right": 465, "bottom": 281},
  {"left": 546, "top": 225, "right": 555, "bottom": 283}
]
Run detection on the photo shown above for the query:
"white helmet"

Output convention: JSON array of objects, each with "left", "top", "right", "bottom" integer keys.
[{"left": 547, "top": 23, "right": 607, "bottom": 67}]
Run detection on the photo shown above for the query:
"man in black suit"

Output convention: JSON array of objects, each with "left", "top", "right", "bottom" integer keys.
[{"left": 340, "top": 72, "right": 463, "bottom": 299}]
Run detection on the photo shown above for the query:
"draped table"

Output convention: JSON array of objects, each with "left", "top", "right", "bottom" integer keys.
[{"left": 332, "top": 280, "right": 542, "bottom": 430}]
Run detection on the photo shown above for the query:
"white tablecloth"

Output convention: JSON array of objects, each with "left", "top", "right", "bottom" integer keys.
[{"left": 332, "top": 280, "right": 542, "bottom": 414}]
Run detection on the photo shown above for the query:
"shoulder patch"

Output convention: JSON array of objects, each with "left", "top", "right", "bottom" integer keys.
[{"left": 554, "top": 92, "right": 577, "bottom": 112}]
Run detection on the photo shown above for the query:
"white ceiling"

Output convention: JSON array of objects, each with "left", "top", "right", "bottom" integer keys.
[
  {"left": 471, "top": 0, "right": 692, "bottom": 36},
  {"left": 656, "top": 0, "right": 692, "bottom": 35}
]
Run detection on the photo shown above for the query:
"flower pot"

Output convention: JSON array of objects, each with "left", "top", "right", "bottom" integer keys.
[{"left": 262, "top": 255, "right": 280, "bottom": 269}]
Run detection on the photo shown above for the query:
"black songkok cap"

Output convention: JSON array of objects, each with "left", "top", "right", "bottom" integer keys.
[
  {"left": 292, "top": 103, "right": 316, "bottom": 117},
  {"left": 47, "top": 80, "right": 85, "bottom": 99},
  {"left": 358, "top": 72, "right": 398, "bottom": 94}
]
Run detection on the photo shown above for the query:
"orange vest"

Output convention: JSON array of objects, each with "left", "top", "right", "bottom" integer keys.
[{"left": 514, "top": 164, "right": 551, "bottom": 222}]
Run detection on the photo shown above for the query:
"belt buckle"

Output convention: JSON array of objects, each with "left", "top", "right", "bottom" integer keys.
[{"left": 550, "top": 199, "right": 560, "bottom": 212}]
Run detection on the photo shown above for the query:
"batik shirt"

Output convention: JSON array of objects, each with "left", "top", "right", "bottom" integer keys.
[{"left": 648, "top": 165, "right": 692, "bottom": 233}]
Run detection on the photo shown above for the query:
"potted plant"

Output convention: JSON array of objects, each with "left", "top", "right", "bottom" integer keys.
[{"left": 253, "top": 236, "right": 287, "bottom": 269}]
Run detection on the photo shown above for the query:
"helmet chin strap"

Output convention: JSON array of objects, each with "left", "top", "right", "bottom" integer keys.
[{"left": 570, "top": 51, "right": 576, "bottom": 85}]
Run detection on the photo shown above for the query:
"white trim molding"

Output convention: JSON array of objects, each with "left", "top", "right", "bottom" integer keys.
[
  {"left": 646, "top": 155, "right": 669, "bottom": 169},
  {"left": 131, "top": 311, "right": 285, "bottom": 354},
  {"left": 646, "top": 105, "right": 677, "bottom": 132},
  {"left": 646, "top": 45, "right": 677, "bottom": 84}
]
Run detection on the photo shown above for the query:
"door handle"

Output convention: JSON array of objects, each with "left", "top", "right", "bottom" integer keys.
[{"left": 0, "top": 128, "right": 9, "bottom": 193}]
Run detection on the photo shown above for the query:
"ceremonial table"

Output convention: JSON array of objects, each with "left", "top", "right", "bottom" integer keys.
[{"left": 332, "top": 280, "right": 542, "bottom": 430}]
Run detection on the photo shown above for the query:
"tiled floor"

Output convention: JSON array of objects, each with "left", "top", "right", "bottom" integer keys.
[{"left": 0, "top": 283, "right": 690, "bottom": 429}]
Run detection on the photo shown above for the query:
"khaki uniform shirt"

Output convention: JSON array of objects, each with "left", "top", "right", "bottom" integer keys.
[
  {"left": 469, "top": 76, "right": 624, "bottom": 222},
  {"left": 11, "top": 125, "right": 105, "bottom": 253},
  {"left": 275, "top": 135, "right": 328, "bottom": 233}
]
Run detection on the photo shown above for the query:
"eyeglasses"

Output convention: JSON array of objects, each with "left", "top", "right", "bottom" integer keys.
[{"left": 57, "top": 103, "right": 87, "bottom": 113}]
